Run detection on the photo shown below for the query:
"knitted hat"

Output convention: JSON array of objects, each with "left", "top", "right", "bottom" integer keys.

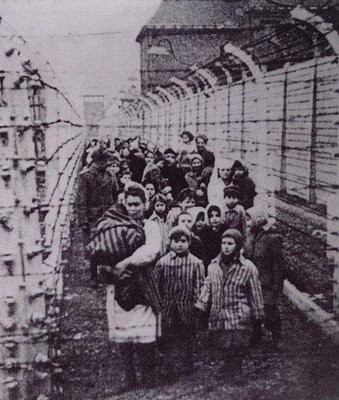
[
  {"left": 181, "top": 131, "right": 194, "bottom": 142},
  {"left": 222, "top": 228, "right": 244, "bottom": 249},
  {"left": 190, "top": 153, "right": 204, "bottom": 165},
  {"left": 223, "top": 184, "right": 241, "bottom": 198},
  {"left": 169, "top": 226, "right": 191, "bottom": 242},
  {"left": 246, "top": 207, "right": 268, "bottom": 229}
]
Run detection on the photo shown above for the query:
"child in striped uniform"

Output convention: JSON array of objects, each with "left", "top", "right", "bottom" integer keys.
[
  {"left": 155, "top": 226, "right": 205, "bottom": 381},
  {"left": 148, "top": 193, "right": 170, "bottom": 256},
  {"left": 196, "top": 228, "right": 264, "bottom": 382}
]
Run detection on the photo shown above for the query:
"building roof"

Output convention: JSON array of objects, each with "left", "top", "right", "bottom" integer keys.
[
  {"left": 136, "top": 0, "right": 339, "bottom": 41},
  {"left": 137, "top": 0, "right": 253, "bottom": 40}
]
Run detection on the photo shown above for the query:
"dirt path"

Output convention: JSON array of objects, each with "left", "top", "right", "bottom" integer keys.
[{"left": 59, "top": 225, "right": 339, "bottom": 400}]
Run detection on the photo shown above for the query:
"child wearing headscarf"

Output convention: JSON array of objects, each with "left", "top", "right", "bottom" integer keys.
[
  {"left": 198, "top": 205, "right": 226, "bottom": 270},
  {"left": 230, "top": 160, "right": 256, "bottom": 210},
  {"left": 148, "top": 194, "right": 170, "bottom": 256},
  {"left": 185, "top": 154, "right": 212, "bottom": 192},
  {"left": 196, "top": 229, "right": 264, "bottom": 382}
]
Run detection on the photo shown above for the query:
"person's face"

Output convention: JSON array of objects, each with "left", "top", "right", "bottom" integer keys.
[
  {"left": 121, "top": 161, "right": 129, "bottom": 170},
  {"left": 120, "top": 173, "right": 131, "bottom": 186},
  {"left": 156, "top": 160, "right": 165, "bottom": 169},
  {"left": 154, "top": 201, "right": 166, "bottom": 216},
  {"left": 165, "top": 153, "right": 176, "bottom": 166},
  {"left": 221, "top": 236, "right": 237, "bottom": 257},
  {"left": 171, "top": 235, "right": 190, "bottom": 255},
  {"left": 196, "top": 138, "right": 205, "bottom": 151},
  {"left": 219, "top": 167, "right": 232, "bottom": 180},
  {"left": 111, "top": 162, "right": 120, "bottom": 175},
  {"left": 145, "top": 183, "right": 155, "bottom": 198},
  {"left": 178, "top": 214, "right": 193, "bottom": 231},
  {"left": 180, "top": 197, "right": 195, "bottom": 211},
  {"left": 234, "top": 167, "right": 244, "bottom": 178},
  {"left": 194, "top": 215, "right": 205, "bottom": 231},
  {"left": 145, "top": 152, "right": 155, "bottom": 165},
  {"left": 210, "top": 210, "right": 221, "bottom": 228},
  {"left": 225, "top": 195, "right": 238, "bottom": 209},
  {"left": 182, "top": 134, "right": 190, "bottom": 144},
  {"left": 125, "top": 195, "right": 145, "bottom": 220},
  {"left": 191, "top": 158, "right": 202, "bottom": 172}
]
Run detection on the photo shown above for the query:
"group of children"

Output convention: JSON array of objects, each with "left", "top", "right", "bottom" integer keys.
[
  {"left": 153, "top": 189, "right": 284, "bottom": 384},
  {"left": 81, "top": 133, "right": 285, "bottom": 386}
]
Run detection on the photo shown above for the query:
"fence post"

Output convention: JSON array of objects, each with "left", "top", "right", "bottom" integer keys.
[
  {"left": 0, "top": 73, "right": 50, "bottom": 399},
  {"left": 330, "top": 89, "right": 339, "bottom": 317}
]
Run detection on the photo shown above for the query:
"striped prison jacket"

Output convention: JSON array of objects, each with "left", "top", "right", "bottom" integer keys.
[
  {"left": 196, "top": 253, "right": 264, "bottom": 331},
  {"left": 155, "top": 251, "right": 205, "bottom": 327}
]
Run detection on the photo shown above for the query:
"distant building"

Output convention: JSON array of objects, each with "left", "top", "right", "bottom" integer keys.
[
  {"left": 136, "top": 0, "right": 336, "bottom": 94},
  {"left": 137, "top": 0, "right": 269, "bottom": 93}
]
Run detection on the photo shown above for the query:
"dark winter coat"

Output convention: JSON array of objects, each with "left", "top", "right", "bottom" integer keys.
[
  {"left": 196, "top": 148, "right": 215, "bottom": 169},
  {"left": 243, "top": 229, "right": 285, "bottom": 305},
  {"left": 161, "top": 163, "right": 187, "bottom": 200},
  {"left": 197, "top": 225, "right": 225, "bottom": 269},
  {"left": 128, "top": 149, "right": 146, "bottom": 183},
  {"left": 231, "top": 162, "right": 256, "bottom": 210},
  {"left": 76, "top": 164, "right": 119, "bottom": 229}
]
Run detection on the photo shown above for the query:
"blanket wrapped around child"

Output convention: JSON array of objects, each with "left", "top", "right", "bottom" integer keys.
[{"left": 86, "top": 204, "right": 160, "bottom": 312}]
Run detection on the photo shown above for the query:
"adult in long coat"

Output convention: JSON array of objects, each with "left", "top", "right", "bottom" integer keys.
[
  {"left": 243, "top": 207, "right": 286, "bottom": 349},
  {"left": 76, "top": 148, "right": 119, "bottom": 287},
  {"left": 106, "top": 184, "right": 162, "bottom": 393}
]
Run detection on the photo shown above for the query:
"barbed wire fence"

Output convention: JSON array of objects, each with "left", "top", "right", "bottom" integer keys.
[
  {"left": 0, "top": 17, "right": 87, "bottom": 399},
  {"left": 114, "top": 6, "right": 339, "bottom": 324}
]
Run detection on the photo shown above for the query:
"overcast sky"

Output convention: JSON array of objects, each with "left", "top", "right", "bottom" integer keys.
[{"left": 0, "top": 0, "right": 161, "bottom": 114}]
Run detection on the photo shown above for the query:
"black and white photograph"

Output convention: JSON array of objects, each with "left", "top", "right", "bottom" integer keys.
[{"left": 0, "top": 0, "right": 339, "bottom": 399}]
